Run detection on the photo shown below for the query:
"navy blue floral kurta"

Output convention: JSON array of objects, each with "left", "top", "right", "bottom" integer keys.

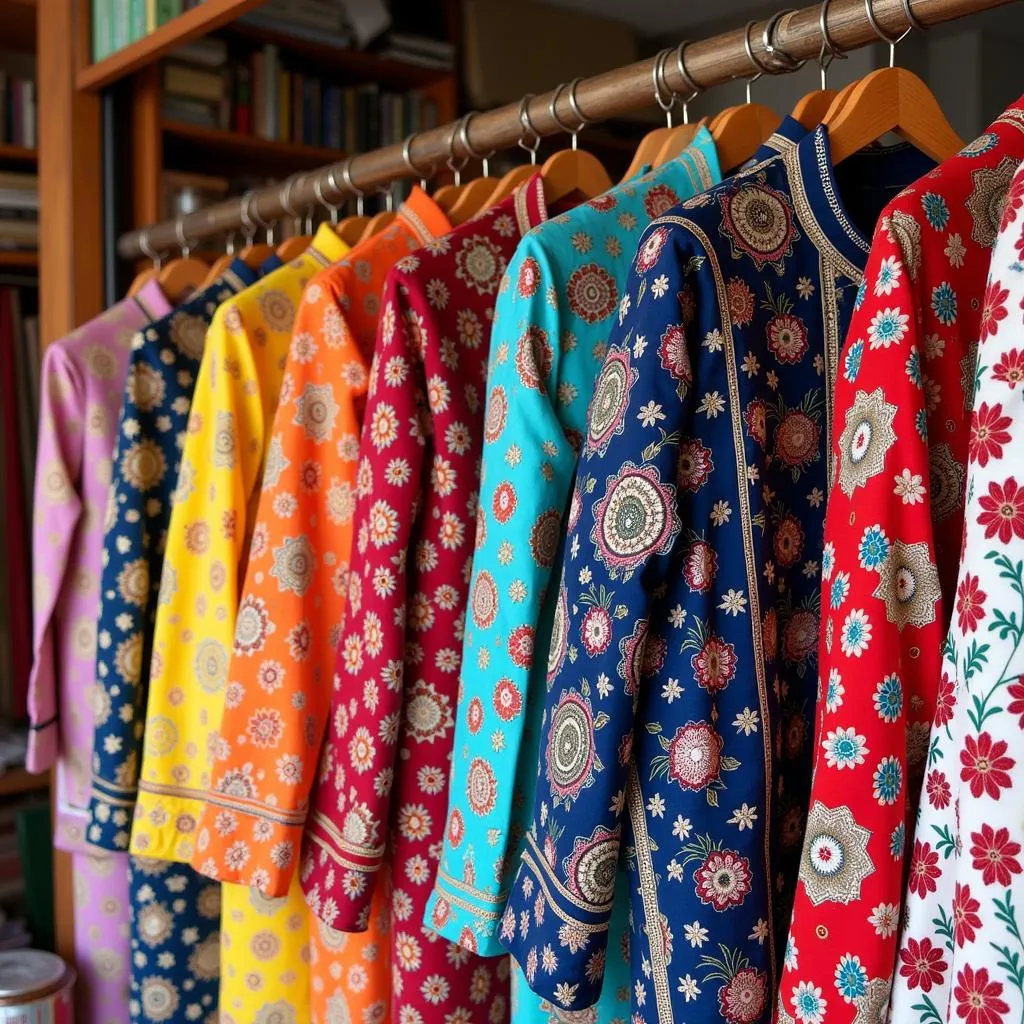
[{"left": 499, "top": 127, "right": 933, "bottom": 1022}]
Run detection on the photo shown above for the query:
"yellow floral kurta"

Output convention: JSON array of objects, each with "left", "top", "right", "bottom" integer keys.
[{"left": 130, "top": 225, "right": 350, "bottom": 1024}]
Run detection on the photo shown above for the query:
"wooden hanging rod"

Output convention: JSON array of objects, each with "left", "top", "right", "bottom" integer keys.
[{"left": 118, "top": 0, "right": 1012, "bottom": 260}]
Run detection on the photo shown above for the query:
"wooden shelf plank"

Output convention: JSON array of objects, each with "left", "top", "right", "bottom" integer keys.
[
  {"left": 0, "top": 143, "right": 37, "bottom": 164},
  {"left": 0, "top": 250, "right": 38, "bottom": 268},
  {"left": 162, "top": 120, "right": 345, "bottom": 173},
  {"left": 0, "top": 766, "right": 49, "bottom": 799},
  {"left": 76, "top": 0, "right": 270, "bottom": 92}
]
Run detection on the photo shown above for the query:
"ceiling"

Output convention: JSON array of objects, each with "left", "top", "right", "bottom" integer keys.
[{"left": 542, "top": 0, "right": 769, "bottom": 37}]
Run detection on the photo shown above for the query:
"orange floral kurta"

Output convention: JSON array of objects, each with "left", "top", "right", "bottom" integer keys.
[{"left": 190, "top": 190, "right": 451, "bottom": 1022}]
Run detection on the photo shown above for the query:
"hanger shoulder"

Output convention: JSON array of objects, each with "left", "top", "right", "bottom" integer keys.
[
  {"left": 652, "top": 117, "right": 711, "bottom": 169},
  {"left": 275, "top": 235, "right": 312, "bottom": 262},
  {"left": 432, "top": 183, "right": 463, "bottom": 213},
  {"left": 200, "top": 254, "right": 235, "bottom": 289},
  {"left": 158, "top": 257, "right": 209, "bottom": 304},
  {"left": 792, "top": 88, "right": 838, "bottom": 131},
  {"left": 712, "top": 103, "right": 780, "bottom": 173},
  {"left": 238, "top": 242, "right": 275, "bottom": 268},
  {"left": 541, "top": 148, "right": 613, "bottom": 204},
  {"left": 358, "top": 210, "right": 397, "bottom": 244},
  {"left": 447, "top": 176, "right": 500, "bottom": 225},
  {"left": 336, "top": 216, "right": 369, "bottom": 247},
  {"left": 485, "top": 165, "right": 538, "bottom": 207},
  {"left": 826, "top": 67, "right": 963, "bottom": 164},
  {"left": 127, "top": 267, "right": 159, "bottom": 298},
  {"left": 622, "top": 126, "right": 673, "bottom": 181}
]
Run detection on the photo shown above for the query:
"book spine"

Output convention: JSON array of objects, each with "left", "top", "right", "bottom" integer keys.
[
  {"left": 11, "top": 81, "right": 21, "bottom": 149},
  {"left": 343, "top": 87, "right": 355, "bottom": 155},
  {"left": 144, "top": 0, "right": 155, "bottom": 32},
  {"left": 292, "top": 73, "right": 303, "bottom": 146},
  {"left": 132, "top": 0, "right": 145, "bottom": 42},
  {"left": 251, "top": 51, "right": 264, "bottom": 137},
  {"left": 22, "top": 82, "right": 34, "bottom": 150},
  {"left": 234, "top": 63, "right": 251, "bottom": 134},
  {"left": 311, "top": 79, "right": 322, "bottom": 148},
  {"left": 278, "top": 70, "right": 289, "bottom": 143},
  {"left": 263, "top": 44, "right": 277, "bottom": 140},
  {"left": 91, "top": 0, "right": 104, "bottom": 60},
  {"left": 157, "top": 0, "right": 180, "bottom": 22}
]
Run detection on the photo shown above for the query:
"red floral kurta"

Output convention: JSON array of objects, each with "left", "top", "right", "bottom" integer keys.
[
  {"left": 302, "top": 177, "right": 549, "bottom": 1021},
  {"left": 776, "top": 102, "right": 1024, "bottom": 1024}
]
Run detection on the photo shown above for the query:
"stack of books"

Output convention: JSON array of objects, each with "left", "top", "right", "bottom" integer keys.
[
  {"left": 92, "top": 0, "right": 185, "bottom": 62},
  {"left": 0, "top": 52, "right": 36, "bottom": 150},
  {"left": 238, "top": 0, "right": 353, "bottom": 50},
  {"left": 162, "top": 37, "right": 230, "bottom": 130},
  {"left": 0, "top": 173, "right": 37, "bottom": 252}
]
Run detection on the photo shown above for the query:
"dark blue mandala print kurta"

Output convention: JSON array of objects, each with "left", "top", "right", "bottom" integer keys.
[{"left": 500, "top": 127, "right": 934, "bottom": 1022}]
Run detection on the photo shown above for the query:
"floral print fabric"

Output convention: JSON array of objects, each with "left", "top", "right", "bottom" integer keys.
[
  {"left": 887, "top": 156, "right": 1024, "bottom": 1024},
  {"left": 500, "top": 127, "right": 933, "bottom": 1021},
  {"left": 302, "top": 180, "right": 550, "bottom": 1022},
  {"left": 775, "top": 104, "right": 1024, "bottom": 1024}
]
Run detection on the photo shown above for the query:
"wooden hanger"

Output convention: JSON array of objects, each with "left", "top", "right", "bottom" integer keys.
[
  {"left": 448, "top": 111, "right": 501, "bottom": 223},
  {"left": 485, "top": 96, "right": 545, "bottom": 206},
  {"left": 791, "top": 0, "right": 845, "bottom": 129},
  {"left": 824, "top": 0, "right": 962, "bottom": 164},
  {"left": 270, "top": 173, "right": 313, "bottom": 262},
  {"left": 127, "top": 229, "right": 161, "bottom": 297},
  {"left": 156, "top": 218, "right": 209, "bottom": 304},
  {"left": 540, "top": 79, "right": 613, "bottom": 205},
  {"left": 358, "top": 186, "right": 398, "bottom": 243},
  {"left": 623, "top": 49, "right": 676, "bottom": 180}
]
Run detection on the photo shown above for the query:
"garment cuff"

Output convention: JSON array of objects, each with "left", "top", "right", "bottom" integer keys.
[
  {"left": 191, "top": 797, "right": 304, "bottom": 898},
  {"left": 498, "top": 833, "right": 611, "bottom": 1011},
  {"left": 299, "top": 811, "right": 386, "bottom": 932},
  {"left": 425, "top": 874, "right": 507, "bottom": 956}
]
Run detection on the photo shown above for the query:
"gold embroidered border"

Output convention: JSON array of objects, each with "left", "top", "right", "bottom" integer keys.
[
  {"left": 436, "top": 864, "right": 509, "bottom": 908},
  {"left": 519, "top": 845, "right": 610, "bottom": 935},
  {"left": 308, "top": 809, "right": 386, "bottom": 860},
  {"left": 820, "top": 261, "right": 839, "bottom": 489},
  {"left": 196, "top": 788, "right": 308, "bottom": 827},
  {"left": 400, "top": 207, "right": 436, "bottom": 247},
  {"left": 523, "top": 833, "right": 615, "bottom": 915},
  {"left": 431, "top": 878, "right": 506, "bottom": 921},
  {"left": 221, "top": 268, "right": 249, "bottom": 293},
  {"left": 627, "top": 762, "right": 673, "bottom": 1022},
  {"left": 308, "top": 243, "right": 333, "bottom": 267},
  {"left": 305, "top": 829, "right": 385, "bottom": 874}
]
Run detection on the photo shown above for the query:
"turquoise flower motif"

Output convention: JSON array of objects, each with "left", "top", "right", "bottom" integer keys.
[
  {"left": 834, "top": 954, "right": 868, "bottom": 1003},
  {"left": 844, "top": 339, "right": 863, "bottom": 383},
  {"left": 826, "top": 671, "right": 844, "bottom": 711},
  {"left": 854, "top": 278, "right": 866, "bottom": 310},
  {"left": 931, "top": 281, "right": 957, "bottom": 326},
  {"left": 830, "top": 572, "right": 851, "bottom": 610},
  {"left": 890, "top": 821, "right": 905, "bottom": 858},
  {"left": 872, "top": 755, "right": 903, "bottom": 805},
  {"left": 915, "top": 407, "right": 928, "bottom": 441},
  {"left": 858, "top": 525, "right": 890, "bottom": 570},
  {"left": 872, "top": 673, "right": 903, "bottom": 723},
  {"left": 921, "top": 191, "right": 949, "bottom": 230},
  {"left": 905, "top": 346, "right": 922, "bottom": 387}
]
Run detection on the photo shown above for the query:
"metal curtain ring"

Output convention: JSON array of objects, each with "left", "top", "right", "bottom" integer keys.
[
  {"left": 244, "top": 190, "right": 274, "bottom": 245},
  {"left": 340, "top": 158, "right": 365, "bottom": 217},
  {"left": 458, "top": 111, "right": 495, "bottom": 178},
  {"left": 902, "top": 0, "right": 925, "bottom": 31},
  {"left": 446, "top": 116, "right": 469, "bottom": 185},
  {"left": 280, "top": 173, "right": 305, "bottom": 232},
  {"left": 743, "top": 21, "right": 766, "bottom": 103},
  {"left": 762, "top": 11, "right": 804, "bottom": 72},
  {"left": 865, "top": 0, "right": 912, "bottom": 67},
  {"left": 140, "top": 228, "right": 164, "bottom": 269},
  {"left": 517, "top": 95, "right": 541, "bottom": 164},
  {"left": 316, "top": 168, "right": 343, "bottom": 224},
  {"left": 652, "top": 48, "right": 675, "bottom": 128},
  {"left": 674, "top": 40, "right": 701, "bottom": 123},
  {"left": 818, "top": 0, "right": 848, "bottom": 89},
  {"left": 549, "top": 79, "right": 587, "bottom": 150},
  {"left": 174, "top": 217, "right": 195, "bottom": 259},
  {"left": 403, "top": 134, "right": 433, "bottom": 190},
  {"left": 240, "top": 190, "right": 257, "bottom": 244}
]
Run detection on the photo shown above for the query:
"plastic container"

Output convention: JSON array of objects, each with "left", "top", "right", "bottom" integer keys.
[{"left": 0, "top": 950, "right": 75, "bottom": 1024}]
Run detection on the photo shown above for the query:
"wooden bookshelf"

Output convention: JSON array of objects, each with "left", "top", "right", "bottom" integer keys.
[
  {"left": 0, "top": 766, "right": 48, "bottom": 799},
  {"left": 0, "top": 143, "right": 37, "bottom": 165},
  {"left": 162, "top": 120, "right": 346, "bottom": 172},
  {"left": 77, "top": 0, "right": 270, "bottom": 92},
  {"left": 0, "top": 251, "right": 38, "bottom": 269}
]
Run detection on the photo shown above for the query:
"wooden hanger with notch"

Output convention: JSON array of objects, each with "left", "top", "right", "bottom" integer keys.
[
  {"left": 485, "top": 96, "right": 545, "bottom": 206},
  {"left": 540, "top": 78, "right": 613, "bottom": 206},
  {"left": 825, "top": 0, "right": 962, "bottom": 164},
  {"left": 157, "top": 217, "right": 209, "bottom": 304}
]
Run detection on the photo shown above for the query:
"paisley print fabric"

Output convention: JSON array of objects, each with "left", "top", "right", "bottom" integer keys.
[
  {"left": 500, "top": 127, "right": 934, "bottom": 1022},
  {"left": 775, "top": 103, "right": 1024, "bottom": 1024},
  {"left": 131, "top": 227, "right": 351, "bottom": 1024},
  {"left": 888, "top": 156, "right": 1024, "bottom": 1024},
  {"left": 302, "top": 180, "right": 550, "bottom": 1022},
  {"left": 425, "top": 130, "right": 721, "bottom": 1024}
]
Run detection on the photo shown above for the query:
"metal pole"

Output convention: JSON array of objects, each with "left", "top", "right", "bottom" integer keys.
[{"left": 116, "top": 0, "right": 1014, "bottom": 260}]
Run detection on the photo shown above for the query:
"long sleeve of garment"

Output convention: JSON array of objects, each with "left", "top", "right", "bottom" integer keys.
[
  {"left": 88, "top": 268, "right": 255, "bottom": 853},
  {"left": 775, "top": 102, "right": 1024, "bottom": 1024},
  {"left": 426, "top": 132, "right": 722, "bottom": 969},
  {"left": 191, "top": 205, "right": 445, "bottom": 898},
  {"left": 887, "top": 158, "right": 1024, "bottom": 1024}
]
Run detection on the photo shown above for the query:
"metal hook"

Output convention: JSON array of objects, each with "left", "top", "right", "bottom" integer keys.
[
  {"left": 244, "top": 190, "right": 274, "bottom": 246},
  {"left": 517, "top": 95, "right": 541, "bottom": 164},
  {"left": 240, "top": 190, "right": 257, "bottom": 245},
  {"left": 674, "top": 41, "right": 701, "bottom": 123},
  {"left": 864, "top": 0, "right": 918, "bottom": 67},
  {"left": 315, "top": 170, "right": 343, "bottom": 225},
  {"left": 446, "top": 116, "right": 470, "bottom": 185},
  {"left": 549, "top": 79, "right": 587, "bottom": 151},
  {"left": 817, "top": 0, "right": 848, "bottom": 89},
  {"left": 458, "top": 111, "right": 495, "bottom": 178},
  {"left": 652, "top": 48, "right": 676, "bottom": 128},
  {"left": 340, "top": 158, "right": 364, "bottom": 217},
  {"left": 743, "top": 21, "right": 766, "bottom": 104},
  {"left": 224, "top": 231, "right": 236, "bottom": 257},
  {"left": 174, "top": 216, "right": 195, "bottom": 259},
  {"left": 280, "top": 173, "right": 306, "bottom": 236},
  {"left": 140, "top": 227, "right": 164, "bottom": 270},
  {"left": 403, "top": 134, "right": 433, "bottom": 190},
  {"left": 762, "top": 11, "right": 804, "bottom": 72},
  {"left": 375, "top": 183, "right": 394, "bottom": 214}
]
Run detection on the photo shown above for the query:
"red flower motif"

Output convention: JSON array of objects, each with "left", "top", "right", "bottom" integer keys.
[
  {"left": 643, "top": 183, "right": 681, "bottom": 220},
  {"left": 952, "top": 882, "right": 982, "bottom": 948},
  {"left": 492, "top": 678, "right": 522, "bottom": 723},
  {"left": 683, "top": 540, "right": 718, "bottom": 593},
  {"left": 1002, "top": 172, "right": 1024, "bottom": 229},
  {"left": 980, "top": 280, "right": 1010, "bottom": 341},
  {"left": 782, "top": 609, "right": 818, "bottom": 664},
  {"left": 667, "top": 721, "right": 723, "bottom": 790},
  {"left": 907, "top": 839, "right": 941, "bottom": 898},
  {"left": 466, "top": 697, "right": 483, "bottom": 735},
  {"left": 659, "top": 323, "right": 692, "bottom": 387},
  {"left": 767, "top": 314, "right": 809, "bottom": 363},
  {"left": 774, "top": 515, "right": 805, "bottom": 567},
  {"left": 677, "top": 439, "right": 714, "bottom": 492},
  {"left": 956, "top": 573, "right": 987, "bottom": 634},
  {"left": 969, "top": 401, "right": 1012, "bottom": 467},
  {"left": 635, "top": 225, "right": 669, "bottom": 273},
  {"left": 969, "top": 823, "right": 1023, "bottom": 886},
  {"left": 691, "top": 636, "right": 738, "bottom": 694},
  {"left": 744, "top": 399, "right": 767, "bottom": 447},
  {"left": 1007, "top": 676, "right": 1024, "bottom": 728},
  {"left": 977, "top": 477, "right": 1024, "bottom": 543},
  {"left": 934, "top": 672, "right": 956, "bottom": 727},
  {"left": 726, "top": 278, "right": 755, "bottom": 328},
  {"left": 580, "top": 605, "right": 613, "bottom": 656},
  {"left": 717, "top": 967, "right": 767, "bottom": 1024},
  {"left": 492, "top": 481, "right": 517, "bottom": 524},
  {"left": 925, "top": 769, "right": 951, "bottom": 810},
  {"left": 517, "top": 256, "right": 540, "bottom": 298},
  {"left": 898, "top": 936, "right": 948, "bottom": 992},
  {"left": 507, "top": 625, "right": 534, "bottom": 668},
  {"left": 566, "top": 263, "right": 618, "bottom": 325},
  {"left": 694, "top": 849, "right": 751, "bottom": 910},
  {"left": 993, "top": 346, "right": 1024, "bottom": 389},
  {"left": 775, "top": 410, "right": 820, "bottom": 469},
  {"left": 953, "top": 965, "right": 1010, "bottom": 1024},
  {"left": 960, "top": 731, "right": 1015, "bottom": 799}
]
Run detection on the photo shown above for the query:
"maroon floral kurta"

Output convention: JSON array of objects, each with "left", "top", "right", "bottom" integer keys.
[{"left": 302, "top": 177, "right": 549, "bottom": 1021}]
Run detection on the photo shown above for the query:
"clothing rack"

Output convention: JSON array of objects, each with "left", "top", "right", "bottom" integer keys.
[{"left": 117, "top": 0, "right": 1012, "bottom": 260}]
